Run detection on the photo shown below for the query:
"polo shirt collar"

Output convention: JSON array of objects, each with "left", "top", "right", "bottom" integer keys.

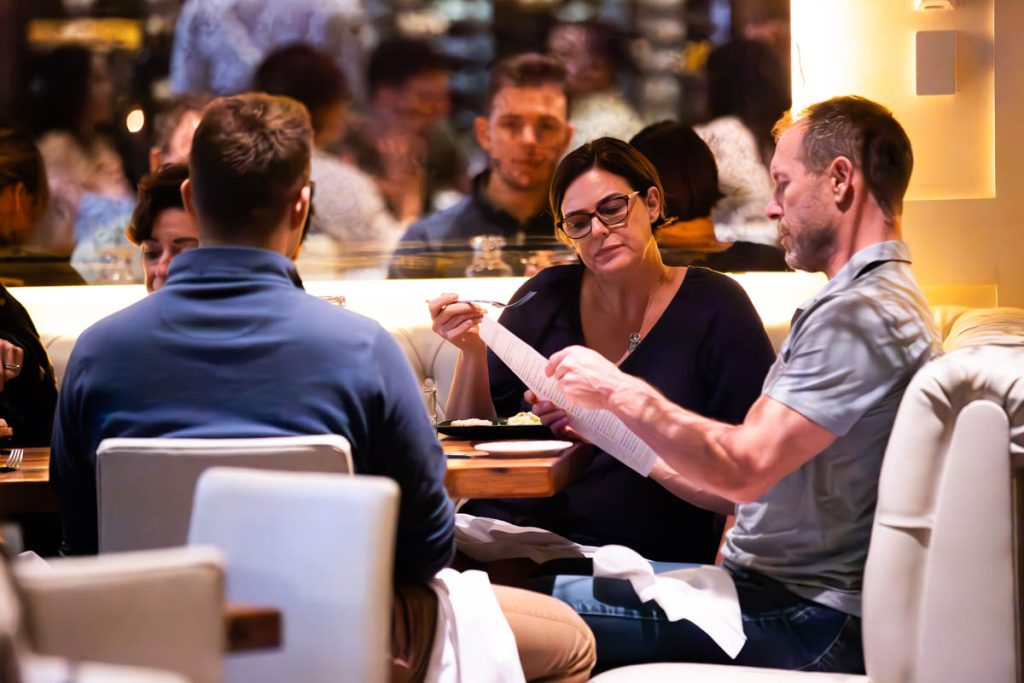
[
  {"left": 165, "top": 246, "right": 304, "bottom": 289},
  {"left": 469, "top": 171, "right": 553, "bottom": 237},
  {"left": 793, "top": 240, "right": 911, "bottom": 320}
]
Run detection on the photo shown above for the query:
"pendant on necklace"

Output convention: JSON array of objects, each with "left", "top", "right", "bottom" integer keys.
[{"left": 627, "top": 332, "right": 642, "bottom": 354}]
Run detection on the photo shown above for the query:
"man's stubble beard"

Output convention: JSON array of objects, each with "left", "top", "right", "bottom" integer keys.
[
  {"left": 491, "top": 157, "right": 553, "bottom": 194},
  {"left": 783, "top": 220, "right": 838, "bottom": 273}
]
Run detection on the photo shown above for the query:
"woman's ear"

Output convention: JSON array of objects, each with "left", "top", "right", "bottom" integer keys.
[{"left": 644, "top": 186, "right": 662, "bottom": 224}]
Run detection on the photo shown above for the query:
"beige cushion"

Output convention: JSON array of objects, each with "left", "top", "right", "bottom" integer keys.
[
  {"left": 591, "top": 662, "right": 866, "bottom": 682},
  {"left": 15, "top": 547, "right": 224, "bottom": 683},
  {"left": 942, "top": 306, "right": 1024, "bottom": 350}
]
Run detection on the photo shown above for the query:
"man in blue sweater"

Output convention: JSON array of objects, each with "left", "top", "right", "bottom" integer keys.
[{"left": 51, "top": 93, "right": 594, "bottom": 681}]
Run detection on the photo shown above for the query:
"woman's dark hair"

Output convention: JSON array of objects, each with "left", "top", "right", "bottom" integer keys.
[
  {"left": 126, "top": 163, "right": 188, "bottom": 245},
  {"left": 549, "top": 137, "right": 665, "bottom": 238},
  {"left": 706, "top": 39, "right": 790, "bottom": 163},
  {"left": 28, "top": 45, "right": 94, "bottom": 136},
  {"left": 0, "top": 128, "right": 49, "bottom": 221},
  {"left": 253, "top": 44, "right": 350, "bottom": 136},
  {"left": 630, "top": 121, "right": 723, "bottom": 222}
]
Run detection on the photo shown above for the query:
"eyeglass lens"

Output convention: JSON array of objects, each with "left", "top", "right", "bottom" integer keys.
[{"left": 563, "top": 194, "right": 632, "bottom": 235}]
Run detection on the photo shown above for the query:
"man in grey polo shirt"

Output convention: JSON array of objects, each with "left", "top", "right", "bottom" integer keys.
[{"left": 531, "top": 96, "right": 942, "bottom": 673}]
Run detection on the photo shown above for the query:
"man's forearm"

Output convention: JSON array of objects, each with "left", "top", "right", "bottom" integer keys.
[{"left": 605, "top": 374, "right": 757, "bottom": 500}]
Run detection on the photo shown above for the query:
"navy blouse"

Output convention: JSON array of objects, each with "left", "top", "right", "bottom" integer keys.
[{"left": 463, "top": 264, "right": 775, "bottom": 562}]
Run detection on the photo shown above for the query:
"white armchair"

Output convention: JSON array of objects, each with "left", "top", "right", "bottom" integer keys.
[
  {"left": 4, "top": 546, "right": 225, "bottom": 683},
  {"left": 188, "top": 467, "right": 400, "bottom": 683},
  {"left": 593, "top": 307, "right": 1024, "bottom": 683},
  {"left": 96, "top": 435, "right": 353, "bottom": 553}
]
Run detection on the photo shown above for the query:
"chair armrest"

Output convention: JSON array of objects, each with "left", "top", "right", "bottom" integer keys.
[{"left": 14, "top": 547, "right": 225, "bottom": 683}]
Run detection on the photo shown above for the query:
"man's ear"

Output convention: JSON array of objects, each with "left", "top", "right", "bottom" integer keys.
[
  {"left": 829, "top": 156, "right": 854, "bottom": 204},
  {"left": 474, "top": 116, "right": 491, "bottom": 154},
  {"left": 292, "top": 184, "right": 311, "bottom": 231},
  {"left": 181, "top": 179, "right": 198, "bottom": 221}
]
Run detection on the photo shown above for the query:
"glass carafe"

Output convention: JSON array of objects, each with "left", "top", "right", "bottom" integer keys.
[{"left": 465, "top": 235, "right": 514, "bottom": 277}]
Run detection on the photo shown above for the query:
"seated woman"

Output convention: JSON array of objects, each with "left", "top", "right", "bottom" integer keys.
[
  {"left": 124, "top": 164, "right": 199, "bottom": 292},
  {"left": 630, "top": 121, "right": 787, "bottom": 272},
  {"left": 429, "top": 138, "right": 775, "bottom": 563},
  {"left": 0, "top": 129, "right": 59, "bottom": 445}
]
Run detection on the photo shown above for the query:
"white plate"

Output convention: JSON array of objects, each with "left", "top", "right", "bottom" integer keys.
[{"left": 473, "top": 440, "right": 574, "bottom": 457}]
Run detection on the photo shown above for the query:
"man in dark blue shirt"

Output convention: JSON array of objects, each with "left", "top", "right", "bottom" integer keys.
[
  {"left": 390, "top": 53, "right": 575, "bottom": 278},
  {"left": 51, "top": 94, "right": 596, "bottom": 681},
  {"left": 50, "top": 94, "right": 453, "bottom": 583}
]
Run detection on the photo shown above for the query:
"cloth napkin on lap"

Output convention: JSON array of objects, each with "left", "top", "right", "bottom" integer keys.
[
  {"left": 427, "top": 569, "right": 526, "bottom": 683},
  {"left": 455, "top": 514, "right": 598, "bottom": 564},
  {"left": 593, "top": 545, "right": 746, "bottom": 658}
]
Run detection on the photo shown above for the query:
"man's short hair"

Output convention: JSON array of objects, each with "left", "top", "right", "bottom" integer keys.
[
  {"left": 486, "top": 53, "right": 569, "bottom": 113},
  {"left": 368, "top": 38, "right": 448, "bottom": 96},
  {"left": 776, "top": 96, "right": 913, "bottom": 218},
  {"left": 189, "top": 94, "right": 312, "bottom": 240},
  {"left": 253, "top": 44, "right": 350, "bottom": 135},
  {"left": 126, "top": 163, "right": 188, "bottom": 245},
  {"left": 153, "top": 94, "right": 213, "bottom": 158}
]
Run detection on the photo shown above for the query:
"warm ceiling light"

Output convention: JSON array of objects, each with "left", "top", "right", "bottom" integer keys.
[
  {"left": 917, "top": 0, "right": 955, "bottom": 9},
  {"left": 125, "top": 108, "right": 145, "bottom": 134}
]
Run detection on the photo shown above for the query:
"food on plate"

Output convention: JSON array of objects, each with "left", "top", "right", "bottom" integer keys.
[
  {"left": 506, "top": 411, "right": 542, "bottom": 426},
  {"left": 450, "top": 418, "right": 494, "bottom": 427}
]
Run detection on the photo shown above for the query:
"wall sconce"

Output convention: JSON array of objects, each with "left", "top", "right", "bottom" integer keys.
[
  {"left": 917, "top": 30, "right": 957, "bottom": 95},
  {"left": 917, "top": 0, "right": 955, "bottom": 9}
]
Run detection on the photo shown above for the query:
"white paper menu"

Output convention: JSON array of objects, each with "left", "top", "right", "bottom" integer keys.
[{"left": 479, "top": 315, "right": 658, "bottom": 476}]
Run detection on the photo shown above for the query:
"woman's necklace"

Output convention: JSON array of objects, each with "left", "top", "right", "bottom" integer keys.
[
  {"left": 627, "top": 330, "right": 644, "bottom": 355},
  {"left": 625, "top": 291, "right": 653, "bottom": 355}
]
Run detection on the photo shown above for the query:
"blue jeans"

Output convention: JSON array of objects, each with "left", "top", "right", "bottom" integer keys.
[{"left": 526, "top": 562, "right": 865, "bottom": 674}]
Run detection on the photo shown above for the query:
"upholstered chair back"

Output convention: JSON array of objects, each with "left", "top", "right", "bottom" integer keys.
[{"left": 863, "top": 307, "right": 1024, "bottom": 682}]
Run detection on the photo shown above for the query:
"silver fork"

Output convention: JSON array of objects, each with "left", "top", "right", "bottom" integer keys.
[
  {"left": 457, "top": 291, "right": 537, "bottom": 310},
  {"left": 2, "top": 448, "right": 23, "bottom": 470}
]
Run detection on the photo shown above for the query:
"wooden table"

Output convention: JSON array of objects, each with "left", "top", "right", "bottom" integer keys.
[
  {"left": 225, "top": 604, "right": 281, "bottom": 652},
  {"left": 0, "top": 441, "right": 590, "bottom": 516},
  {"left": 442, "top": 439, "right": 590, "bottom": 499},
  {"left": 0, "top": 447, "right": 57, "bottom": 516}
]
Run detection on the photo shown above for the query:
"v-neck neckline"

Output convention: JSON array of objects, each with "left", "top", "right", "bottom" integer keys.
[{"left": 572, "top": 265, "right": 690, "bottom": 367}]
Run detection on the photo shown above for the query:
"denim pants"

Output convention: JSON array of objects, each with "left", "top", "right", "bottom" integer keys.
[{"left": 527, "top": 562, "right": 865, "bottom": 675}]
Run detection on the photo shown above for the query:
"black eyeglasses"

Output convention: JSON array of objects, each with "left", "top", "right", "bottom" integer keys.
[{"left": 558, "top": 191, "right": 640, "bottom": 239}]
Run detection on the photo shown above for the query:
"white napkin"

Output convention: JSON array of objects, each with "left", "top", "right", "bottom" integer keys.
[
  {"left": 593, "top": 545, "right": 747, "bottom": 658},
  {"left": 426, "top": 569, "right": 526, "bottom": 683},
  {"left": 455, "top": 514, "right": 599, "bottom": 564}
]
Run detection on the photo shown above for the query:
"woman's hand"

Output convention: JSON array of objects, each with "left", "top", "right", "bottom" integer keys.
[
  {"left": 428, "top": 293, "right": 486, "bottom": 354},
  {"left": 524, "top": 389, "right": 584, "bottom": 441},
  {"left": 0, "top": 340, "right": 24, "bottom": 393}
]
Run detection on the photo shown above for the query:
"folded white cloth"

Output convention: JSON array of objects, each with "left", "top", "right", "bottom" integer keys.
[
  {"left": 593, "top": 545, "right": 747, "bottom": 658},
  {"left": 455, "top": 514, "right": 599, "bottom": 564},
  {"left": 426, "top": 569, "right": 526, "bottom": 683}
]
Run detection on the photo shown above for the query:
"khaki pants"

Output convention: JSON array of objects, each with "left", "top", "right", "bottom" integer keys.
[{"left": 391, "top": 583, "right": 595, "bottom": 682}]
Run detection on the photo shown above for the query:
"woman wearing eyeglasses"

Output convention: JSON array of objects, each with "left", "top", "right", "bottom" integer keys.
[{"left": 428, "top": 137, "right": 775, "bottom": 564}]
